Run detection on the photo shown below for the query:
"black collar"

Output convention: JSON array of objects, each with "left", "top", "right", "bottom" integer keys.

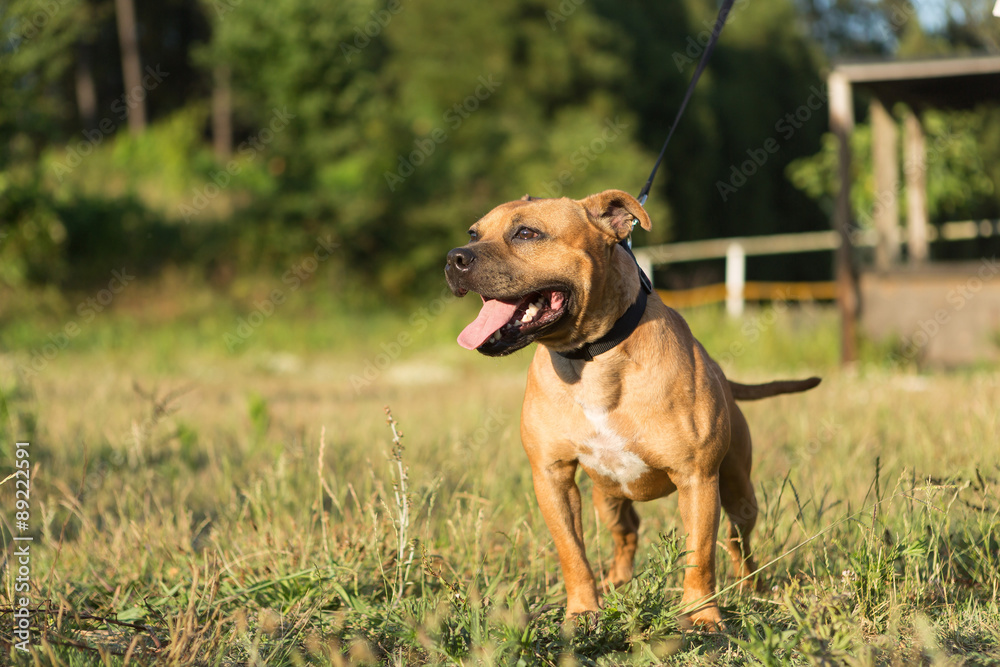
[{"left": 556, "top": 240, "right": 652, "bottom": 362}]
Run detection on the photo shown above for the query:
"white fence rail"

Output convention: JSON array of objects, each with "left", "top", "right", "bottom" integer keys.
[{"left": 633, "top": 219, "right": 1000, "bottom": 317}]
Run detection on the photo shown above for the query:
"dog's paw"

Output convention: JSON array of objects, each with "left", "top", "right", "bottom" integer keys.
[{"left": 680, "top": 605, "right": 728, "bottom": 633}]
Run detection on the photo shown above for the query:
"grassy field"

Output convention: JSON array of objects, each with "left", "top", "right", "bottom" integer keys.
[{"left": 1, "top": 279, "right": 999, "bottom": 665}]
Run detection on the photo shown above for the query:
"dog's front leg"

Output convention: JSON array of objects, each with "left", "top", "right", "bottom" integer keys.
[
  {"left": 676, "top": 474, "right": 725, "bottom": 629},
  {"left": 531, "top": 459, "right": 600, "bottom": 616}
]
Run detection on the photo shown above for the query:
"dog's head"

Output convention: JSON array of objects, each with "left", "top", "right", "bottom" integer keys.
[{"left": 445, "top": 189, "right": 651, "bottom": 356}]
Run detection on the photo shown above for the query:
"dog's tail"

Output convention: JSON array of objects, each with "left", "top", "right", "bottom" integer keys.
[{"left": 728, "top": 377, "right": 821, "bottom": 401}]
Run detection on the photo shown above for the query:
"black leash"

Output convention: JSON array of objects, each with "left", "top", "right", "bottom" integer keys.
[
  {"left": 636, "top": 0, "right": 737, "bottom": 207},
  {"left": 559, "top": 0, "right": 735, "bottom": 361}
]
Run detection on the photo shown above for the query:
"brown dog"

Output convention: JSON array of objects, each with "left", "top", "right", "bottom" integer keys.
[{"left": 444, "top": 189, "right": 819, "bottom": 628}]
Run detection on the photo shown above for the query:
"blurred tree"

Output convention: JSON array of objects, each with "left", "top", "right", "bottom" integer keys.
[
  {"left": 195, "top": 0, "right": 658, "bottom": 295},
  {"left": 212, "top": 63, "right": 232, "bottom": 159},
  {"left": 113, "top": 0, "right": 145, "bottom": 133},
  {"left": 0, "top": 0, "right": 86, "bottom": 287},
  {"left": 5, "top": 0, "right": 995, "bottom": 298},
  {"left": 1, "top": 0, "right": 85, "bottom": 146},
  {"left": 941, "top": 0, "right": 1000, "bottom": 52},
  {"left": 74, "top": 1, "right": 101, "bottom": 131},
  {"left": 794, "top": 0, "right": 896, "bottom": 56}
]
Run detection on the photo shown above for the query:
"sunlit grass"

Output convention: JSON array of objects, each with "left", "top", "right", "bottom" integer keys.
[{"left": 0, "top": 285, "right": 998, "bottom": 665}]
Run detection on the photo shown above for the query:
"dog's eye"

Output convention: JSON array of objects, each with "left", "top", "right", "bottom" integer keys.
[
  {"left": 515, "top": 227, "right": 540, "bottom": 241},
  {"left": 467, "top": 229, "right": 478, "bottom": 241}
]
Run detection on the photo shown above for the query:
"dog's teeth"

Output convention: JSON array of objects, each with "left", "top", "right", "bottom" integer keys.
[
  {"left": 526, "top": 303, "right": 540, "bottom": 318},
  {"left": 521, "top": 313, "right": 534, "bottom": 323}
]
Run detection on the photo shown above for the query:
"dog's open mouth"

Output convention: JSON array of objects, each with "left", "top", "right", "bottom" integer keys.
[{"left": 458, "top": 288, "right": 568, "bottom": 356}]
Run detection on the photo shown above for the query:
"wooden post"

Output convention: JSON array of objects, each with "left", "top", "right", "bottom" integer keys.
[
  {"left": 870, "top": 98, "right": 899, "bottom": 270},
  {"left": 904, "top": 109, "right": 929, "bottom": 264},
  {"left": 725, "top": 242, "right": 745, "bottom": 317},
  {"left": 829, "top": 71, "right": 859, "bottom": 364}
]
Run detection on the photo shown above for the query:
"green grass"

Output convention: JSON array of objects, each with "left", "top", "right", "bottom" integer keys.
[{"left": 1, "top": 282, "right": 999, "bottom": 665}]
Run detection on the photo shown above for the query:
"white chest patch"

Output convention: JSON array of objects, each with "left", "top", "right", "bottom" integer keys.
[{"left": 576, "top": 407, "right": 651, "bottom": 495}]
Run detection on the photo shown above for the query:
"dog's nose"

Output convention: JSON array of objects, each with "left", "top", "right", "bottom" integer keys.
[{"left": 446, "top": 247, "right": 476, "bottom": 273}]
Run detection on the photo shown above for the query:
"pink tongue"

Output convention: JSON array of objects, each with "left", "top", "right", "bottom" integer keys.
[{"left": 457, "top": 297, "right": 520, "bottom": 350}]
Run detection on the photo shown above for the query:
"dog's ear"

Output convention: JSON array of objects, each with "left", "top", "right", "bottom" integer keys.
[{"left": 578, "top": 189, "right": 651, "bottom": 242}]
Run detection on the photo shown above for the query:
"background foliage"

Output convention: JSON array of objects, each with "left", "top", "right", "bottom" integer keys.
[{"left": 2, "top": 0, "right": 996, "bottom": 303}]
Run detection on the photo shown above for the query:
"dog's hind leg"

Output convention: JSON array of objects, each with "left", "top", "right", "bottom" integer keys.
[
  {"left": 592, "top": 486, "right": 640, "bottom": 590},
  {"left": 719, "top": 406, "right": 762, "bottom": 592}
]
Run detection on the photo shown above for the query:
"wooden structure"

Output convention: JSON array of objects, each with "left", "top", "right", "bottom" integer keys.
[
  {"left": 827, "top": 55, "right": 1000, "bottom": 363},
  {"left": 635, "top": 56, "right": 1000, "bottom": 365}
]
